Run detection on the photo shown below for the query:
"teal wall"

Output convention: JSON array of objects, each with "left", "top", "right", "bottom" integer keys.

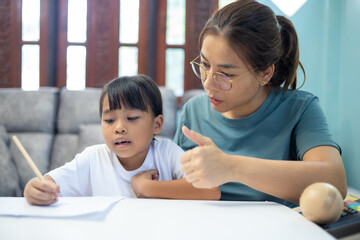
[
  {"left": 257, "top": 0, "right": 360, "bottom": 190},
  {"left": 337, "top": 0, "right": 360, "bottom": 191}
]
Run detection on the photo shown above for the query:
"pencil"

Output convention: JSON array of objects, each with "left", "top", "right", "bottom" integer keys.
[{"left": 12, "top": 135, "right": 45, "bottom": 182}]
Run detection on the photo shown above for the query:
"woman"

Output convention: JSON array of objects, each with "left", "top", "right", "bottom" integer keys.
[{"left": 174, "top": 0, "right": 346, "bottom": 207}]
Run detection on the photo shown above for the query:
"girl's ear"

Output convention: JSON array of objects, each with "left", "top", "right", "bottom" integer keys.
[
  {"left": 260, "top": 64, "right": 275, "bottom": 86},
  {"left": 153, "top": 114, "right": 164, "bottom": 135}
]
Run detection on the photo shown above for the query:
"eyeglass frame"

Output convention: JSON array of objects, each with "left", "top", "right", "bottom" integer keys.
[{"left": 190, "top": 55, "right": 257, "bottom": 91}]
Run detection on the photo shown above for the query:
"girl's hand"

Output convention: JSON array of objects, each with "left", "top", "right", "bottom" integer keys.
[
  {"left": 131, "top": 169, "right": 159, "bottom": 198},
  {"left": 24, "top": 176, "right": 60, "bottom": 205},
  {"left": 180, "top": 126, "right": 231, "bottom": 189}
]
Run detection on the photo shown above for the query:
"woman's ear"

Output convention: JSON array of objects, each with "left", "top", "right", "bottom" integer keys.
[
  {"left": 260, "top": 64, "right": 275, "bottom": 86},
  {"left": 153, "top": 114, "right": 164, "bottom": 135}
]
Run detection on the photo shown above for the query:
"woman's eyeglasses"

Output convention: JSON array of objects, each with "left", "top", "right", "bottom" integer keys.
[{"left": 190, "top": 55, "right": 257, "bottom": 91}]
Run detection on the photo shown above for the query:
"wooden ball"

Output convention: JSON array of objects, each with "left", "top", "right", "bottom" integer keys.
[{"left": 299, "top": 182, "right": 343, "bottom": 224}]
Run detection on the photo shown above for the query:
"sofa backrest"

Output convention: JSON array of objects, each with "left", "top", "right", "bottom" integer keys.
[
  {"left": 50, "top": 87, "right": 103, "bottom": 170},
  {"left": 57, "top": 87, "right": 102, "bottom": 134},
  {"left": 158, "top": 87, "right": 177, "bottom": 139},
  {"left": 0, "top": 87, "right": 59, "bottom": 133},
  {"left": 0, "top": 87, "right": 59, "bottom": 192}
]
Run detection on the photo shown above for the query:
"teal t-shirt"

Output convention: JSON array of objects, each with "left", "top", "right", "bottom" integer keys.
[{"left": 174, "top": 88, "right": 340, "bottom": 207}]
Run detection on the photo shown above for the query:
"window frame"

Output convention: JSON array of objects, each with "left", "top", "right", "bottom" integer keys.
[
  {"left": 155, "top": 0, "right": 217, "bottom": 91},
  {"left": 1, "top": 0, "right": 218, "bottom": 94},
  {"left": 0, "top": 0, "right": 50, "bottom": 88}
]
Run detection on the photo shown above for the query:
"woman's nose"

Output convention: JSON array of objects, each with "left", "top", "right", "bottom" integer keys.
[{"left": 202, "top": 72, "right": 217, "bottom": 91}]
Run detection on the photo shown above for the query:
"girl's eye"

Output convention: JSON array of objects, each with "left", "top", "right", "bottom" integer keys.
[
  {"left": 127, "top": 116, "right": 139, "bottom": 121},
  {"left": 104, "top": 119, "right": 114, "bottom": 124}
]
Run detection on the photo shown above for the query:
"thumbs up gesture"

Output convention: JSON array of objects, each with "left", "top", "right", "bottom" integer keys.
[{"left": 180, "top": 126, "right": 231, "bottom": 189}]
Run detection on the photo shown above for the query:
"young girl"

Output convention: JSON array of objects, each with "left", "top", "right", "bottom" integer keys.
[{"left": 24, "top": 75, "right": 220, "bottom": 205}]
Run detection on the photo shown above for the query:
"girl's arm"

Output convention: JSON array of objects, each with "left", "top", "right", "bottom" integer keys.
[{"left": 131, "top": 170, "right": 221, "bottom": 200}]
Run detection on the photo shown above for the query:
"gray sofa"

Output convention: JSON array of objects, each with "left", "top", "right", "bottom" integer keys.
[{"left": 0, "top": 86, "right": 178, "bottom": 196}]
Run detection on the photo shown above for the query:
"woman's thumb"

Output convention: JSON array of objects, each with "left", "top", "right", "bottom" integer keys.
[{"left": 182, "top": 126, "right": 211, "bottom": 146}]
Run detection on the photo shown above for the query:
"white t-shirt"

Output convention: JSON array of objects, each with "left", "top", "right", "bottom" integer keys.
[{"left": 47, "top": 139, "right": 184, "bottom": 198}]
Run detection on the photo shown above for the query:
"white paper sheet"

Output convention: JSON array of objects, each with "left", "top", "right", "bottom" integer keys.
[{"left": 0, "top": 197, "right": 123, "bottom": 217}]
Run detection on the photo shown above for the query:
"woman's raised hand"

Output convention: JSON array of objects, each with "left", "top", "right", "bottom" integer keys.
[{"left": 179, "top": 126, "right": 232, "bottom": 189}]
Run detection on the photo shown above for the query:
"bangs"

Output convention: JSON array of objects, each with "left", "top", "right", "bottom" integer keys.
[
  {"left": 99, "top": 75, "right": 162, "bottom": 118},
  {"left": 107, "top": 78, "right": 148, "bottom": 112}
]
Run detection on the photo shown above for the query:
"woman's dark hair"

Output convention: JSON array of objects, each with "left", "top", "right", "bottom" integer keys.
[
  {"left": 99, "top": 75, "right": 163, "bottom": 117},
  {"left": 199, "top": 0, "right": 305, "bottom": 90}
]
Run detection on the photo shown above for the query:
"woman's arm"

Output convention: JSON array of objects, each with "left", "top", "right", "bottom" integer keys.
[
  {"left": 131, "top": 170, "right": 221, "bottom": 200},
  {"left": 180, "top": 127, "right": 347, "bottom": 203},
  {"left": 227, "top": 146, "right": 347, "bottom": 203}
]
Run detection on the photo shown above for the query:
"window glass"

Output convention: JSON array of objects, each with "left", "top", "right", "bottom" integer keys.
[
  {"left": 166, "top": 48, "right": 184, "bottom": 96},
  {"left": 166, "top": 0, "right": 185, "bottom": 45},
  {"left": 120, "top": 0, "right": 139, "bottom": 43},
  {"left": 218, "top": 0, "right": 236, "bottom": 9},
  {"left": 67, "top": 0, "right": 87, "bottom": 43},
  {"left": 22, "top": 0, "right": 40, "bottom": 41},
  {"left": 66, "top": 46, "right": 86, "bottom": 90},
  {"left": 21, "top": 44, "right": 39, "bottom": 90},
  {"left": 118, "top": 47, "right": 138, "bottom": 76}
]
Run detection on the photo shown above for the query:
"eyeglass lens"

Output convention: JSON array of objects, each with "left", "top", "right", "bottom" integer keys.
[
  {"left": 192, "top": 63, "right": 231, "bottom": 90},
  {"left": 213, "top": 74, "right": 231, "bottom": 90}
]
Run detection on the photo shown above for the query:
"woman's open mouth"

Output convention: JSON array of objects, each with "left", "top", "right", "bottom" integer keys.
[{"left": 209, "top": 96, "right": 223, "bottom": 105}]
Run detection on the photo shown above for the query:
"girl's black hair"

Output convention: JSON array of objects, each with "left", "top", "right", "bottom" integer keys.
[{"left": 99, "top": 75, "right": 163, "bottom": 117}]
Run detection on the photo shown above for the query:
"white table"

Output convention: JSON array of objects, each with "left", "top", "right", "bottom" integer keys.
[{"left": 0, "top": 197, "right": 335, "bottom": 240}]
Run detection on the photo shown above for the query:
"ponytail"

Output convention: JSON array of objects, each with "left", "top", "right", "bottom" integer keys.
[{"left": 273, "top": 15, "right": 305, "bottom": 90}]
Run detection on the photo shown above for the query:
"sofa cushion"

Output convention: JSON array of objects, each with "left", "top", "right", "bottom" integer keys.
[
  {"left": 181, "top": 89, "right": 205, "bottom": 106},
  {"left": 50, "top": 134, "right": 78, "bottom": 170},
  {"left": 0, "top": 125, "right": 22, "bottom": 196},
  {"left": 9, "top": 133, "right": 53, "bottom": 190},
  {"left": 0, "top": 87, "right": 58, "bottom": 133},
  {"left": 57, "top": 88, "right": 102, "bottom": 134},
  {"left": 159, "top": 87, "right": 177, "bottom": 139},
  {"left": 78, "top": 124, "right": 104, "bottom": 153}
]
